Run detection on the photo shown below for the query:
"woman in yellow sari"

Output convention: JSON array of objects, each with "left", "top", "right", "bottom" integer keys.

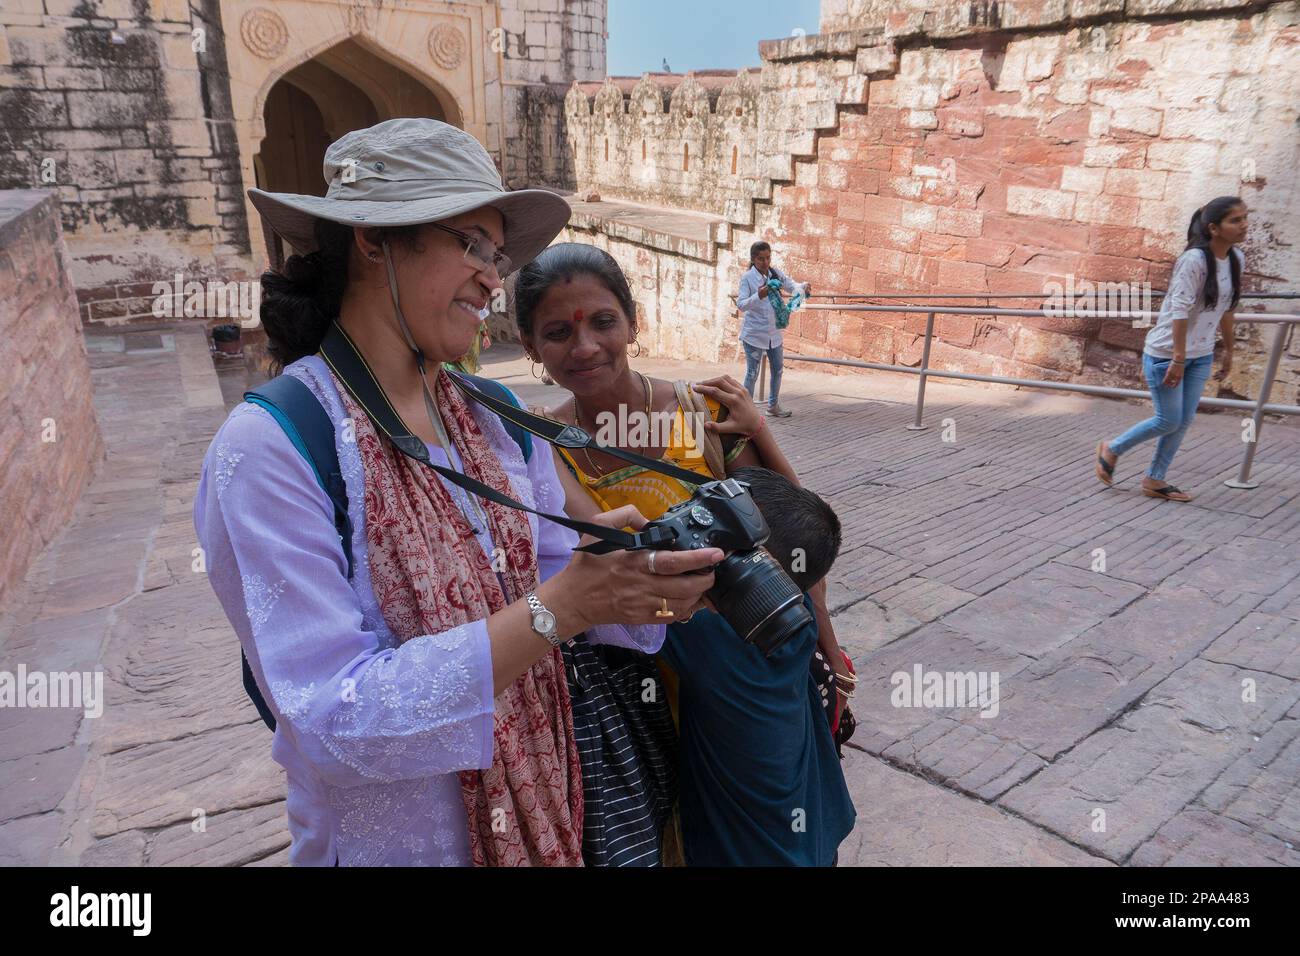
[{"left": 513, "top": 243, "right": 853, "bottom": 863}]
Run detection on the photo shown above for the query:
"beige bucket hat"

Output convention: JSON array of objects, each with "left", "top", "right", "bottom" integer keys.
[{"left": 248, "top": 117, "right": 571, "bottom": 270}]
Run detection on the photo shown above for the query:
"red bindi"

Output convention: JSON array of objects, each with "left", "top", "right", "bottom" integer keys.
[{"left": 572, "top": 309, "right": 584, "bottom": 324}]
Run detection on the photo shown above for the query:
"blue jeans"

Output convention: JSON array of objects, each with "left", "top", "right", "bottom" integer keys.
[
  {"left": 1109, "top": 352, "right": 1214, "bottom": 481},
  {"left": 742, "top": 341, "right": 783, "bottom": 407}
]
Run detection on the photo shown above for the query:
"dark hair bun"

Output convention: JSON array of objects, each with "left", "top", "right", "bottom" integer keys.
[{"left": 259, "top": 221, "right": 352, "bottom": 371}]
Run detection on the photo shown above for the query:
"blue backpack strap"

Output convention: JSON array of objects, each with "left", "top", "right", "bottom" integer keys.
[
  {"left": 239, "top": 373, "right": 354, "bottom": 733},
  {"left": 244, "top": 374, "right": 355, "bottom": 576},
  {"left": 463, "top": 373, "right": 532, "bottom": 463}
]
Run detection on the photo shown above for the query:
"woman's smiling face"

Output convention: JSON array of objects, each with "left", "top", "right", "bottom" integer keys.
[
  {"left": 386, "top": 207, "right": 504, "bottom": 364},
  {"left": 525, "top": 273, "right": 635, "bottom": 395}
]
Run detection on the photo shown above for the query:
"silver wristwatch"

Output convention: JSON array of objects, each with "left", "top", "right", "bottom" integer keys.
[{"left": 526, "top": 592, "right": 567, "bottom": 648}]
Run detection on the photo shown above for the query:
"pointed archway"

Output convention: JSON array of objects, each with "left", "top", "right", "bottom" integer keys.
[{"left": 255, "top": 36, "right": 454, "bottom": 199}]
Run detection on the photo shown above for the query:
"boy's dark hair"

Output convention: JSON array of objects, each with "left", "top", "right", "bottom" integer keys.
[
  {"left": 730, "top": 466, "right": 840, "bottom": 591},
  {"left": 749, "top": 240, "right": 771, "bottom": 261}
]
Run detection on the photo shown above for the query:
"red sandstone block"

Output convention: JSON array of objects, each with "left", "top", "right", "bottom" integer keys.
[
  {"left": 805, "top": 212, "right": 834, "bottom": 237},
  {"left": 843, "top": 164, "right": 881, "bottom": 194},
  {"left": 985, "top": 268, "right": 1044, "bottom": 296},
  {"left": 976, "top": 181, "right": 1008, "bottom": 215},
  {"left": 937, "top": 315, "right": 977, "bottom": 347},
  {"left": 1103, "top": 167, "right": 1167, "bottom": 200},
  {"left": 1084, "top": 340, "right": 1144, "bottom": 382},
  {"left": 983, "top": 215, "right": 1090, "bottom": 252},
  {"left": 918, "top": 233, "right": 965, "bottom": 259},
  {"left": 973, "top": 318, "right": 1016, "bottom": 358},
  {"left": 860, "top": 145, "right": 893, "bottom": 170},
  {"left": 822, "top": 264, "right": 852, "bottom": 290},
  {"left": 988, "top": 355, "right": 1074, "bottom": 383},
  {"left": 1078, "top": 254, "right": 1149, "bottom": 284},
  {"left": 1001, "top": 165, "right": 1063, "bottom": 190},
  {"left": 868, "top": 247, "right": 905, "bottom": 275},
  {"left": 1013, "top": 325, "right": 1087, "bottom": 373},
  {"left": 806, "top": 188, "right": 839, "bottom": 216},
  {"left": 862, "top": 223, "right": 920, "bottom": 252},
  {"left": 802, "top": 313, "right": 829, "bottom": 343},
  {"left": 982, "top": 115, "right": 1039, "bottom": 143},
  {"left": 881, "top": 127, "right": 925, "bottom": 148},
  {"left": 826, "top": 315, "right": 866, "bottom": 357},
  {"left": 939, "top": 109, "right": 984, "bottom": 138},
  {"left": 966, "top": 237, "right": 1016, "bottom": 267},
  {"left": 849, "top": 266, "right": 873, "bottom": 293},
  {"left": 935, "top": 206, "right": 983, "bottom": 238},
  {"left": 1074, "top": 193, "right": 1142, "bottom": 227},
  {"left": 1042, "top": 107, "right": 1090, "bottom": 142},
  {"left": 1099, "top": 321, "right": 1150, "bottom": 352},
  {"left": 859, "top": 322, "right": 895, "bottom": 363},
  {"left": 936, "top": 258, "right": 988, "bottom": 291},
  {"left": 999, "top": 139, "right": 1083, "bottom": 168},
  {"left": 1088, "top": 225, "right": 1147, "bottom": 259},
  {"left": 836, "top": 191, "right": 866, "bottom": 221},
  {"left": 832, "top": 219, "right": 866, "bottom": 244},
  {"left": 918, "top": 179, "right": 960, "bottom": 207},
  {"left": 843, "top": 242, "right": 872, "bottom": 268}
]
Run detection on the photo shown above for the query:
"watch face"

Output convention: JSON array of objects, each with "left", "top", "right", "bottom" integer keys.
[{"left": 533, "top": 610, "right": 557, "bottom": 635}]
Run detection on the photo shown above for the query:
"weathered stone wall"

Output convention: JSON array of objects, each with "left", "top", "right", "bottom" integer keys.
[
  {"left": 563, "top": 69, "right": 762, "bottom": 216},
  {"left": 1, "top": 0, "right": 251, "bottom": 324},
  {"left": 0, "top": 0, "right": 603, "bottom": 315},
  {"left": 498, "top": 0, "right": 606, "bottom": 189},
  {"left": 0, "top": 190, "right": 104, "bottom": 607},
  {"left": 558, "top": 0, "right": 1300, "bottom": 405}
]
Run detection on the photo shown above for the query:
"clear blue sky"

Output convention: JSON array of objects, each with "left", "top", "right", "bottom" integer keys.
[{"left": 607, "top": 0, "right": 823, "bottom": 76}]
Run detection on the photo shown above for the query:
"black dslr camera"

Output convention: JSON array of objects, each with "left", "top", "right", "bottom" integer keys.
[{"left": 640, "top": 477, "right": 812, "bottom": 657}]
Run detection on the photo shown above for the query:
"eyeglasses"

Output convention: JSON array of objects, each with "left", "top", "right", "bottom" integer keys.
[{"left": 428, "top": 222, "right": 512, "bottom": 278}]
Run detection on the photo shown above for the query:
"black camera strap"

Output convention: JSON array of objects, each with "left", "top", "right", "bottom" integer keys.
[{"left": 318, "top": 322, "right": 698, "bottom": 554}]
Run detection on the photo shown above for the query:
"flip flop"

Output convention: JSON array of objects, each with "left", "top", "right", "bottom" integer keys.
[
  {"left": 1142, "top": 484, "right": 1192, "bottom": 502},
  {"left": 1094, "top": 441, "right": 1115, "bottom": 486}
]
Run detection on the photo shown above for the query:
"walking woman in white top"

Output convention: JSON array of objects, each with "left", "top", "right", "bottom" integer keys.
[{"left": 1095, "top": 197, "right": 1248, "bottom": 501}]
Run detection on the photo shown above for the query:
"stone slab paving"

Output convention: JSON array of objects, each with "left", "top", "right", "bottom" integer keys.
[{"left": 0, "top": 334, "right": 1296, "bottom": 867}]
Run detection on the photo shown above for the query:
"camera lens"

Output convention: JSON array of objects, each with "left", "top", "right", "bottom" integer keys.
[{"left": 708, "top": 548, "right": 812, "bottom": 656}]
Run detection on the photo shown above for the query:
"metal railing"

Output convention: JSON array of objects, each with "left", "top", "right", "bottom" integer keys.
[{"left": 752, "top": 302, "right": 1299, "bottom": 490}]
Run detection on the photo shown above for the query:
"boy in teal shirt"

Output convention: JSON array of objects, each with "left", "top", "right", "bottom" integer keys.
[{"left": 659, "top": 467, "right": 855, "bottom": 865}]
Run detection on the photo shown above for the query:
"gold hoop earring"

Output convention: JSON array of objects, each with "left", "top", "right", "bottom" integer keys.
[
  {"left": 631, "top": 339, "right": 643, "bottom": 358},
  {"left": 529, "top": 359, "right": 544, "bottom": 379}
]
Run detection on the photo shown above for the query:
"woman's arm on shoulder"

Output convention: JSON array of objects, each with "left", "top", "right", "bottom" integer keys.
[{"left": 691, "top": 376, "right": 801, "bottom": 485}]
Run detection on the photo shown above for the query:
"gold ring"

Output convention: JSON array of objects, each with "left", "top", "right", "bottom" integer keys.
[{"left": 655, "top": 597, "right": 674, "bottom": 618}]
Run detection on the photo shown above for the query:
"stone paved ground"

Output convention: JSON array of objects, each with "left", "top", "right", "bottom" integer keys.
[{"left": 1, "top": 324, "right": 1296, "bottom": 866}]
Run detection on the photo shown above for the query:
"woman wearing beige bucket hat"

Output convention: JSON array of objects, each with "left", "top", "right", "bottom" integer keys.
[{"left": 193, "top": 118, "right": 720, "bottom": 866}]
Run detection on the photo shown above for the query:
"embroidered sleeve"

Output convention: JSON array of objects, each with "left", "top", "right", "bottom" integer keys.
[{"left": 194, "top": 403, "right": 495, "bottom": 786}]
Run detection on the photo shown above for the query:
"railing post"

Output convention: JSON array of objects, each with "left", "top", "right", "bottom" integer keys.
[
  {"left": 757, "top": 352, "right": 768, "bottom": 405},
  {"left": 906, "top": 312, "right": 936, "bottom": 430},
  {"left": 1224, "top": 321, "right": 1292, "bottom": 490}
]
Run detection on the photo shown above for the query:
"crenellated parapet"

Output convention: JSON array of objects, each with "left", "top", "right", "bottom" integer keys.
[{"left": 564, "top": 70, "right": 761, "bottom": 217}]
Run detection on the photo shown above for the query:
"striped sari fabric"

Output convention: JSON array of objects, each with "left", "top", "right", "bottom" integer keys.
[{"left": 561, "top": 635, "right": 677, "bottom": 867}]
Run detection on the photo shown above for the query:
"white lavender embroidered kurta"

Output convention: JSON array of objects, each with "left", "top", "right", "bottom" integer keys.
[{"left": 194, "top": 356, "right": 663, "bottom": 866}]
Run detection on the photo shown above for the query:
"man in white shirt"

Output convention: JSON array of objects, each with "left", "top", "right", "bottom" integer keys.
[{"left": 737, "top": 241, "right": 810, "bottom": 418}]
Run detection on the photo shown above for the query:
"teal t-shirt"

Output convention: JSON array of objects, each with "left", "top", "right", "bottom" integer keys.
[{"left": 659, "top": 595, "right": 856, "bottom": 866}]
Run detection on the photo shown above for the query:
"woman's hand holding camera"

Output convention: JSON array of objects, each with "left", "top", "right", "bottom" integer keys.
[{"left": 548, "top": 505, "right": 721, "bottom": 632}]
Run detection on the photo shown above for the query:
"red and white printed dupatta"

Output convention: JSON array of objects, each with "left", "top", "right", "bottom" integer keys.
[{"left": 332, "top": 368, "right": 583, "bottom": 866}]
